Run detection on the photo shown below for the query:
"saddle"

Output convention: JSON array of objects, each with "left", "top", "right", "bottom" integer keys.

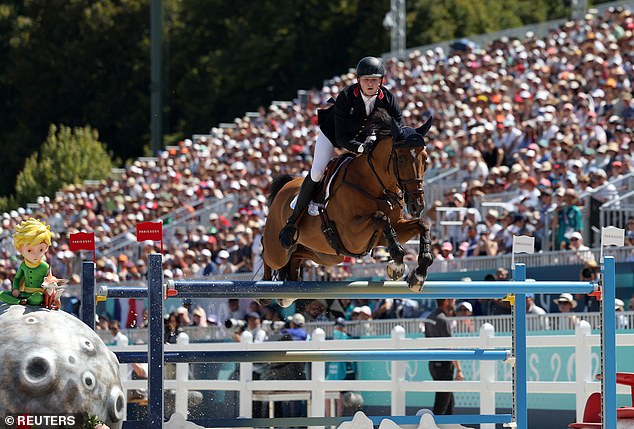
[
  {"left": 313, "top": 153, "right": 355, "bottom": 205},
  {"left": 313, "top": 153, "right": 378, "bottom": 258}
]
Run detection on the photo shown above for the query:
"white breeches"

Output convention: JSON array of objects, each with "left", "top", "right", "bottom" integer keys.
[{"left": 310, "top": 130, "right": 336, "bottom": 182}]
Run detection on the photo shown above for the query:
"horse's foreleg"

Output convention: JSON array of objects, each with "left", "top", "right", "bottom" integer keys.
[
  {"left": 373, "top": 212, "right": 406, "bottom": 280},
  {"left": 407, "top": 219, "right": 434, "bottom": 292}
]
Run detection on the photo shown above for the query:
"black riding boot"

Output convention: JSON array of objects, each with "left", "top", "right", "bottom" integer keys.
[{"left": 279, "top": 176, "right": 319, "bottom": 248}]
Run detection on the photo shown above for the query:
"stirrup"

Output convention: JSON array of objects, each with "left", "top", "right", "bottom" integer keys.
[{"left": 279, "top": 223, "right": 300, "bottom": 249}]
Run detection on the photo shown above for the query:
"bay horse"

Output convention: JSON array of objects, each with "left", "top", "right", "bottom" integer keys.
[{"left": 262, "top": 108, "right": 433, "bottom": 297}]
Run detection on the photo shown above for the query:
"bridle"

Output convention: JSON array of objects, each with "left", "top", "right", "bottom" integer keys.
[
  {"left": 390, "top": 141, "right": 426, "bottom": 206},
  {"left": 344, "top": 114, "right": 429, "bottom": 211}
]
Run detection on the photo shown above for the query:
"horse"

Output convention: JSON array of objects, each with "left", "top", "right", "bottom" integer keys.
[{"left": 262, "top": 108, "right": 433, "bottom": 297}]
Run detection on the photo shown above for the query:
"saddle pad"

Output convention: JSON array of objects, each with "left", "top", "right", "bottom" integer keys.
[{"left": 289, "top": 158, "right": 354, "bottom": 216}]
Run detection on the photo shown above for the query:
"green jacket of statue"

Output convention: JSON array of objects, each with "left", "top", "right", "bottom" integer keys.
[{"left": 13, "top": 260, "right": 49, "bottom": 293}]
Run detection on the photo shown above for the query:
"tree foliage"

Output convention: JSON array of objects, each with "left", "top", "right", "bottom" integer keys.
[
  {"left": 15, "top": 124, "right": 113, "bottom": 206},
  {"left": 0, "top": 0, "right": 571, "bottom": 203}
]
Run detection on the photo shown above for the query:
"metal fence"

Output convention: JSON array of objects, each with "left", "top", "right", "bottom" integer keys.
[{"left": 101, "top": 311, "right": 624, "bottom": 347}]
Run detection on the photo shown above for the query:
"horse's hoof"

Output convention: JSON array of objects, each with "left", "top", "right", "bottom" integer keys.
[
  {"left": 386, "top": 261, "right": 406, "bottom": 280},
  {"left": 257, "top": 299, "right": 274, "bottom": 306},
  {"left": 277, "top": 298, "right": 296, "bottom": 308},
  {"left": 407, "top": 271, "right": 426, "bottom": 292}
]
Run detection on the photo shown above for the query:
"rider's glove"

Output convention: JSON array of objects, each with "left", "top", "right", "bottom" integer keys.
[{"left": 346, "top": 140, "right": 365, "bottom": 154}]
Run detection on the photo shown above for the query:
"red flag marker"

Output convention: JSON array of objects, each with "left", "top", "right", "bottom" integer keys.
[
  {"left": 136, "top": 221, "right": 163, "bottom": 254},
  {"left": 69, "top": 231, "right": 96, "bottom": 263}
]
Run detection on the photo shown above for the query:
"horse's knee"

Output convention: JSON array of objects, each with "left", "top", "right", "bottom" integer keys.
[{"left": 417, "top": 218, "right": 431, "bottom": 231}]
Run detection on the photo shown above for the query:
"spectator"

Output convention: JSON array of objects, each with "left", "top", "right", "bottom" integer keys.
[
  {"left": 424, "top": 299, "right": 464, "bottom": 415},
  {"left": 234, "top": 312, "right": 267, "bottom": 343},
  {"left": 280, "top": 313, "right": 308, "bottom": 341},
  {"left": 455, "top": 301, "right": 475, "bottom": 333},
  {"left": 554, "top": 189, "right": 583, "bottom": 250},
  {"left": 234, "top": 311, "right": 268, "bottom": 418},
  {"left": 436, "top": 241, "right": 454, "bottom": 260},
  {"left": 577, "top": 260, "right": 600, "bottom": 313},
  {"left": 526, "top": 293, "right": 549, "bottom": 330},
  {"left": 164, "top": 312, "right": 183, "bottom": 344},
  {"left": 265, "top": 313, "right": 309, "bottom": 419},
  {"left": 327, "top": 318, "right": 360, "bottom": 416},
  {"left": 199, "top": 249, "right": 217, "bottom": 276},
  {"left": 176, "top": 305, "right": 191, "bottom": 327},
  {"left": 215, "top": 249, "right": 235, "bottom": 274},
  {"left": 569, "top": 232, "right": 594, "bottom": 265},
  {"left": 616, "top": 299, "right": 628, "bottom": 329},
  {"left": 109, "top": 320, "right": 128, "bottom": 346},
  {"left": 473, "top": 224, "right": 498, "bottom": 256},
  {"left": 191, "top": 305, "right": 208, "bottom": 327},
  {"left": 552, "top": 293, "right": 579, "bottom": 330}
]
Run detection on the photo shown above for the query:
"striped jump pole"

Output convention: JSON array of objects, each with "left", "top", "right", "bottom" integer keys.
[
  {"left": 100, "top": 279, "right": 596, "bottom": 300},
  {"left": 115, "top": 348, "right": 511, "bottom": 364}
]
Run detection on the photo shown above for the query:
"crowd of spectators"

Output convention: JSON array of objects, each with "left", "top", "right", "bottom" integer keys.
[{"left": 0, "top": 7, "right": 633, "bottom": 327}]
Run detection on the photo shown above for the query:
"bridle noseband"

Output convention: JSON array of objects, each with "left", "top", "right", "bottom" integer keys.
[{"left": 389, "top": 141, "right": 426, "bottom": 205}]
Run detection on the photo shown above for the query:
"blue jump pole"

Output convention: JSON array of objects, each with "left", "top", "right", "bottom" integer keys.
[
  {"left": 147, "top": 253, "right": 164, "bottom": 428},
  {"left": 80, "top": 261, "right": 95, "bottom": 329},
  {"left": 602, "top": 256, "right": 616, "bottom": 429},
  {"left": 100, "top": 279, "right": 595, "bottom": 300},
  {"left": 513, "top": 263, "right": 527, "bottom": 429},
  {"left": 168, "top": 279, "right": 595, "bottom": 299}
]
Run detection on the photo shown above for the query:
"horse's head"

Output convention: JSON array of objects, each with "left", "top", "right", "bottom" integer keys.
[{"left": 390, "top": 116, "right": 431, "bottom": 217}]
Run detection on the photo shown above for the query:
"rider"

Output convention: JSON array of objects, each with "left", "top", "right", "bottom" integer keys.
[{"left": 279, "top": 56, "right": 403, "bottom": 248}]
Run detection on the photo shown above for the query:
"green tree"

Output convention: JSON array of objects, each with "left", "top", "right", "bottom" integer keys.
[
  {"left": 14, "top": 124, "right": 113, "bottom": 205},
  {"left": 166, "top": 0, "right": 390, "bottom": 138},
  {"left": 0, "top": 0, "right": 150, "bottom": 196},
  {"left": 409, "top": 0, "right": 568, "bottom": 46}
]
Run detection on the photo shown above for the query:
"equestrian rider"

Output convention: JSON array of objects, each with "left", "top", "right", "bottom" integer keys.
[{"left": 279, "top": 56, "right": 403, "bottom": 248}]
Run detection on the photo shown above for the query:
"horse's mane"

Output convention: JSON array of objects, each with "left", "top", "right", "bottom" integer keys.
[{"left": 355, "top": 108, "right": 393, "bottom": 142}]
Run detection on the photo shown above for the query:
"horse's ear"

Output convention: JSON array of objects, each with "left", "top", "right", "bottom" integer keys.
[
  {"left": 417, "top": 116, "right": 433, "bottom": 136},
  {"left": 390, "top": 118, "right": 401, "bottom": 139}
]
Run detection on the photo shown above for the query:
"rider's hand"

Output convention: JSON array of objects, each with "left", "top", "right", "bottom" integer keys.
[
  {"left": 11, "top": 289, "right": 19, "bottom": 297},
  {"left": 349, "top": 140, "right": 365, "bottom": 153}
]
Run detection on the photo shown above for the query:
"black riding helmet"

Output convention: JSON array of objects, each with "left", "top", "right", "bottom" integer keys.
[{"left": 356, "top": 56, "right": 385, "bottom": 78}]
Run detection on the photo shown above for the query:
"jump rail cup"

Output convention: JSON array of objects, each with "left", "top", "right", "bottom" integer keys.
[{"left": 82, "top": 256, "right": 616, "bottom": 429}]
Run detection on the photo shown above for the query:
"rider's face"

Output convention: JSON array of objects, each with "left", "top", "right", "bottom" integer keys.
[{"left": 358, "top": 76, "right": 381, "bottom": 96}]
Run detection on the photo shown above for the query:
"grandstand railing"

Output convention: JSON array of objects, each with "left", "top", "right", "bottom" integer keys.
[
  {"left": 424, "top": 167, "right": 461, "bottom": 207},
  {"left": 473, "top": 190, "right": 522, "bottom": 214},
  {"left": 101, "top": 311, "right": 629, "bottom": 347},
  {"left": 146, "top": 245, "right": 631, "bottom": 285},
  {"left": 97, "top": 194, "right": 238, "bottom": 257},
  {"left": 600, "top": 190, "right": 634, "bottom": 239},
  {"left": 350, "top": 246, "right": 633, "bottom": 278}
]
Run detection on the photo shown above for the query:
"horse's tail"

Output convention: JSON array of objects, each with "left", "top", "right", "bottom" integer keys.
[{"left": 268, "top": 174, "right": 295, "bottom": 206}]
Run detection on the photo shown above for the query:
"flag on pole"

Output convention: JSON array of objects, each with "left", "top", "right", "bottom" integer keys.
[
  {"left": 136, "top": 221, "right": 163, "bottom": 253},
  {"left": 600, "top": 226, "right": 624, "bottom": 263},
  {"left": 601, "top": 226, "right": 625, "bottom": 247},
  {"left": 69, "top": 231, "right": 96, "bottom": 263},
  {"left": 512, "top": 235, "right": 535, "bottom": 254},
  {"left": 512, "top": 235, "right": 535, "bottom": 270}
]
